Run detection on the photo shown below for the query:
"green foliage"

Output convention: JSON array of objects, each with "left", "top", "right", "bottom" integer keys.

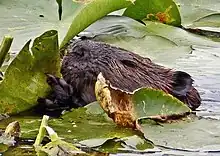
[
  {"left": 0, "top": 30, "right": 60, "bottom": 114},
  {"left": 0, "top": 0, "right": 80, "bottom": 52},
  {"left": 123, "top": 0, "right": 181, "bottom": 26},
  {"left": 61, "top": 0, "right": 133, "bottom": 48},
  {"left": 175, "top": 0, "right": 220, "bottom": 27},
  {"left": 0, "top": 0, "right": 220, "bottom": 155},
  {"left": 133, "top": 88, "right": 191, "bottom": 118},
  {"left": 0, "top": 36, "right": 13, "bottom": 68}
]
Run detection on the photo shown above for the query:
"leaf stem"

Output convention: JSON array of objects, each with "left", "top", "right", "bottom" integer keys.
[
  {"left": 0, "top": 36, "right": 13, "bottom": 68},
  {"left": 34, "top": 115, "right": 49, "bottom": 147}
]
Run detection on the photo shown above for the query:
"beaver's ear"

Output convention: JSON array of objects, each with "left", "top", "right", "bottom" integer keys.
[{"left": 172, "top": 71, "right": 193, "bottom": 97}]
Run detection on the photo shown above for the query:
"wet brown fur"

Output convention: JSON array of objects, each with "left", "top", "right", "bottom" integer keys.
[{"left": 61, "top": 39, "right": 201, "bottom": 110}]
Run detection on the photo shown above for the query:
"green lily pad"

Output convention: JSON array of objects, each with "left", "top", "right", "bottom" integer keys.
[
  {"left": 0, "top": 30, "right": 60, "bottom": 114},
  {"left": 0, "top": 0, "right": 80, "bottom": 53},
  {"left": 187, "top": 14, "right": 220, "bottom": 31},
  {"left": 175, "top": 0, "right": 220, "bottom": 35},
  {"left": 95, "top": 73, "right": 191, "bottom": 131},
  {"left": 175, "top": 0, "right": 220, "bottom": 26},
  {"left": 80, "top": 135, "right": 154, "bottom": 153},
  {"left": 142, "top": 116, "right": 220, "bottom": 151},
  {"left": 84, "top": 16, "right": 220, "bottom": 49},
  {"left": 3, "top": 145, "right": 36, "bottom": 156},
  {"left": 133, "top": 88, "right": 191, "bottom": 118},
  {"left": 123, "top": 0, "right": 181, "bottom": 26},
  {"left": 55, "top": 102, "right": 138, "bottom": 142}
]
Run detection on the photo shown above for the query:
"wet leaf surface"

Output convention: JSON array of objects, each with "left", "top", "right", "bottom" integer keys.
[
  {"left": 95, "top": 73, "right": 191, "bottom": 130},
  {"left": 1, "top": 1, "right": 220, "bottom": 155},
  {"left": 80, "top": 14, "right": 220, "bottom": 155},
  {"left": 133, "top": 88, "right": 191, "bottom": 118},
  {"left": 84, "top": 15, "right": 220, "bottom": 119},
  {"left": 175, "top": 0, "right": 220, "bottom": 36},
  {"left": 61, "top": 0, "right": 133, "bottom": 48},
  {"left": 0, "top": 0, "right": 80, "bottom": 53},
  {"left": 142, "top": 115, "right": 220, "bottom": 152},
  {"left": 123, "top": 0, "right": 181, "bottom": 26},
  {"left": 0, "top": 30, "right": 60, "bottom": 114}
]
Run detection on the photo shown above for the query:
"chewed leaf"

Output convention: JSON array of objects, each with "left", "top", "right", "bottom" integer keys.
[
  {"left": 95, "top": 73, "right": 139, "bottom": 129},
  {"left": 95, "top": 73, "right": 191, "bottom": 127},
  {"left": 123, "top": 0, "right": 181, "bottom": 26}
]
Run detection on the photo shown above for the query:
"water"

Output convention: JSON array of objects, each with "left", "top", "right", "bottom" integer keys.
[{"left": 172, "top": 45, "right": 220, "bottom": 118}]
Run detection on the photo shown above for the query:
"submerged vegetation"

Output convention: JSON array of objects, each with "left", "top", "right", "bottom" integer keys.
[{"left": 0, "top": 0, "right": 220, "bottom": 155}]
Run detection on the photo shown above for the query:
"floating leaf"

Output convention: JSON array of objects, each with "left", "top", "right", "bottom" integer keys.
[
  {"left": 0, "top": 0, "right": 80, "bottom": 52},
  {"left": 83, "top": 15, "right": 220, "bottom": 52},
  {"left": 123, "top": 0, "right": 181, "bottom": 26},
  {"left": 59, "top": 102, "right": 138, "bottom": 142},
  {"left": 80, "top": 135, "right": 153, "bottom": 153},
  {"left": 133, "top": 88, "right": 191, "bottom": 118},
  {"left": 175, "top": 0, "right": 220, "bottom": 26},
  {"left": 175, "top": 0, "right": 220, "bottom": 38},
  {"left": 142, "top": 116, "right": 220, "bottom": 151},
  {"left": 95, "top": 73, "right": 191, "bottom": 128}
]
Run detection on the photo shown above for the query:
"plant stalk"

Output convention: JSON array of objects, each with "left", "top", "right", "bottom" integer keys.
[{"left": 0, "top": 36, "right": 13, "bottom": 68}]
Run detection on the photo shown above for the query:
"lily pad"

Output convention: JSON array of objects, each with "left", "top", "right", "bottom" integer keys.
[
  {"left": 80, "top": 135, "right": 154, "bottom": 153},
  {"left": 56, "top": 102, "right": 138, "bottom": 142},
  {"left": 123, "top": 0, "right": 181, "bottom": 26},
  {"left": 83, "top": 15, "right": 220, "bottom": 50},
  {"left": 95, "top": 73, "right": 191, "bottom": 130},
  {"left": 0, "top": 30, "right": 60, "bottom": 114},
  {"left": 0, "top": 0, "right": 80, "bottom": 53},
  {"left": 175, "top": 0, "right": 220, "bottom": 35},
  {"left": 175, "top": 0, "right": 220, "bottom": 26},
  {"left": 133, "top": 88, "right": 191, "bottom": 118},
  {"left": 142, "top": 116, "right": 220, "bottom": 151}
]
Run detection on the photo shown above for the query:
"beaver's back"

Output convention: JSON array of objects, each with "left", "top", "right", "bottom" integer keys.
[{"left": 61, "top": 39, "right": 201, "bottom": 110}]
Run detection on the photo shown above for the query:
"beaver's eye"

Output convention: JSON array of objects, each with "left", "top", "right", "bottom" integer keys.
[{"left": 121, "top": 59, "right": 137, "bottom": 68}]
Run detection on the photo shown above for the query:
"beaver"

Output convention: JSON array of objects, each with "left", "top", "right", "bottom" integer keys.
[{"left": 37, "top": 39, "right": 201, "bottom": 113}]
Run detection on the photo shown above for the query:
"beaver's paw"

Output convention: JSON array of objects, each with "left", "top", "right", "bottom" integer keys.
[{"left": 37, "top": 74, "right": 74, "bottom": 113}]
